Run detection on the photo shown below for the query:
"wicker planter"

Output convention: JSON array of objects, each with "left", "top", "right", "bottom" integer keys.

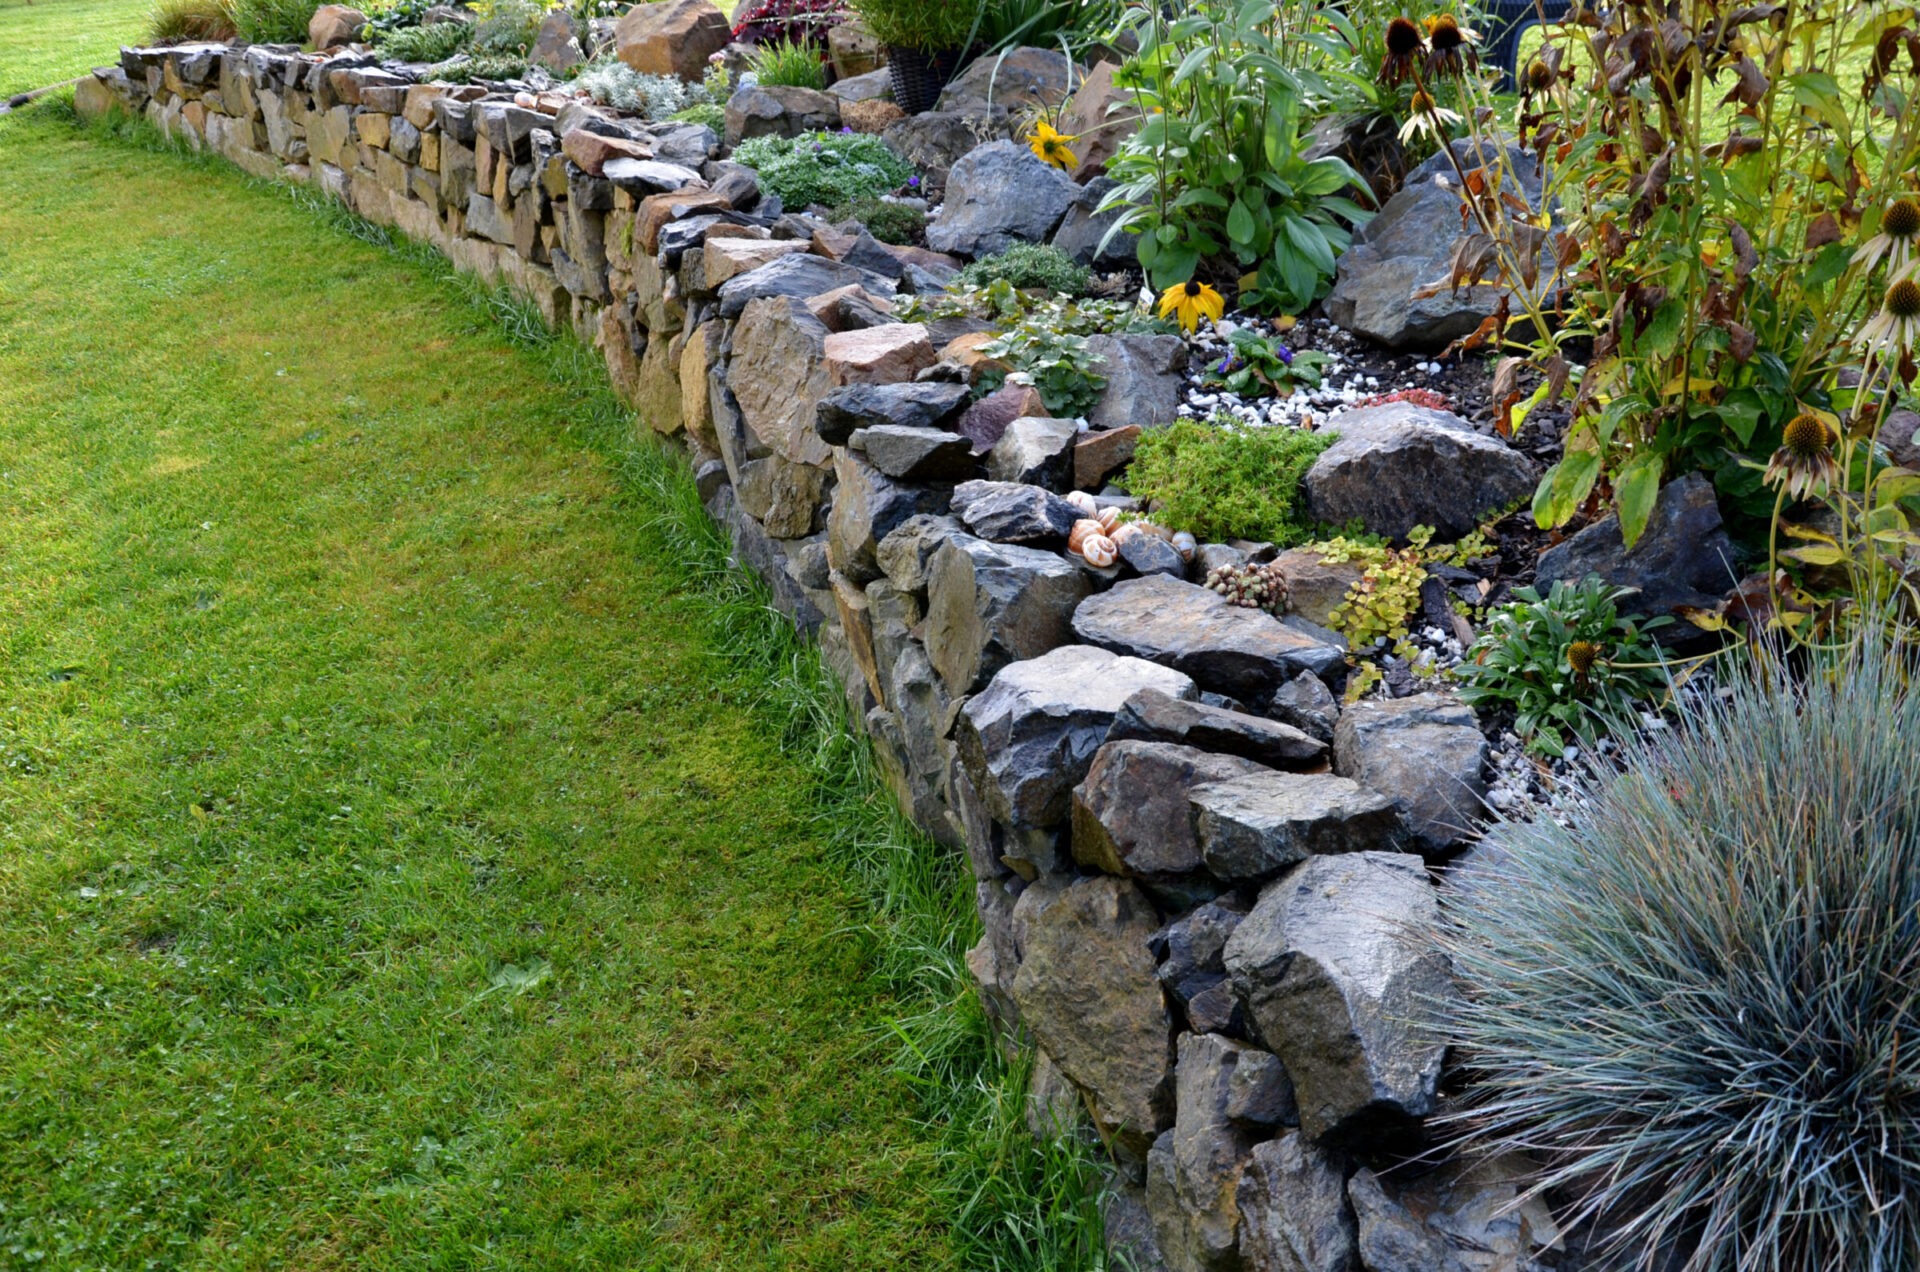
[{"left": 886, "top": 44, "right": 961, "bottom": 114}]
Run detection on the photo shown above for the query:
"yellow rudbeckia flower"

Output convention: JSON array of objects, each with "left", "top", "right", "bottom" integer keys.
[
  {"left": 1157, "top": 280, "right": 1225, "bottom": 333},
  {"left": 1027, "top": 121, "right": 1079, "bottom": 172}
]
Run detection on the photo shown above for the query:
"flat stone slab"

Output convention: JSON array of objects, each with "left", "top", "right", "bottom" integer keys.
[
  {"left": 1073, "top": 574, "right": 1345, "bottom": 701},
  {"left": 1190, "top": 770, "right": 1404, "bottom": 883}
]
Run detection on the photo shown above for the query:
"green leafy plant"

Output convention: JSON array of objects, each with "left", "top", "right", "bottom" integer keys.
[
  {"left": 1202, "top": 328, "right": 1331, "bottom": 398},
  {"left": 976, "top": 324, "right": 1107, "bottom": 419},
  {"left": 1125, "top": 417, "right": 1335, "bottom": 544},
  {"left": 732, "top": 131, "right": 913, "bottom": 209},
  {"left": 573, "top": 59, "right": 718, "bottom": 119},
  {"left": 1311, "top": 524, "right": 1489, "bottom": 648},
  {"left": 751, "top": 35, "right": 828, "bottom": 89},
  {"left": 897, "top": 282, "right": 1165, "bottom": 337},
  {"left": 846, "top": 0, "right": 980, "bottom": 54},
  {"left": 148, "top": 0, "right": 238, "bottom": 42},
  {"left": 831, "top": 196, "right": 927, "bottom": 246},
  {"left": 1446, "top": 632, "right": 1920, "bottom": 1269},
  {"left": 468, "top": 0, "right": 544, "bottom": 55},
  {"left": 432, "top": 51, "right": 533, "bottom": 82},
  {"left": 364, "top": 0, "right": 437, "bottom": 36},
  {"left": 1099, "top": 0, "right": 1373, "bottom": 311},
  {"left": 375, "top": 18, "right": 474, "bottom": 62},
  {"left": 228, "top": 0, "right": 316, "bottom": 43},
  {"left": 1434, "top": 2, "right": 1920, "bottom": 545},
  {"left": 672, "top": 102, "right": 726, "bottom": 131},
  {"left": 955, "top": 242, "right": 1091, "bottom": 295},
  {"left": 1453, "top": 577, "right": 1671, "bottom": 755}
]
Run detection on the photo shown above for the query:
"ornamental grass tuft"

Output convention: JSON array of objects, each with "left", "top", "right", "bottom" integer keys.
[{"left": 1446, "top": 633, "right": 1920, "bottom": 1271}]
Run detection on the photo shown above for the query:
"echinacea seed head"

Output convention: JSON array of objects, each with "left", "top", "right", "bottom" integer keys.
[{"left": 1783, "top": 412, "right": 1832, "bottom": 455}]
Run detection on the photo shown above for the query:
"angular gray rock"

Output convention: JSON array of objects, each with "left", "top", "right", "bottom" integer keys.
[
  {"left": 1073, "top": 575, "right": 1345, "bottom": 701},
  {"left": 1153, "top": 897, "right": 1249, "bottom": 1025},
  {"left": 1010, "top": 876, "right": 1175, "bottom": 1154},
  {"left": 1052, "top": 175, "right": 1137, "bottom": 268},
  {"left": 955, "top": 644, "right": 1197, "bottom": 829},
  {"left": 1190, "top": 771, "right": 1405, "bottom": 884},
  {"left": 1147, "top": 1033, "right": 1268, "bottom": 1272},
  {"left": 937, "top": 45, "right": 1077, "bottom": 113},
  {"left": 724, "top": 82, "right": 840, "bottom": 145},
  {"left": 1223, "top": 852, "right": 1451, "bottom": 1146},
  {"left": 1226, "top": 1048, "right": 1296, "bottom": 1127},
  {"left": 1236, "top": 1133, "right": 1357, "bottom": 1272},
  {"left": 926, "top": 139, "right": 1077, "bottom": 257},
  {"left": 1324, "top": 138, "right": 1555, "bottom": 350},
  {"left": 1086, "top": 333, "right": 1189, "bottom": 430},
  {"left": 1532, "top": 470, "right": 1738, "bottom": 635},
  {"left": 1106, "top": 1177, "right": 1174, "bottom": 1272},
  {"left": 855, "top": 423, "right": 978, "bottom": 481},
  {"left": 875, "top": 512, "right": 966, "bottom": 594},
  {"left": 925, "top": 533, "right": 1091, "bottom": 695},
  {"left": 1072, "top": 741, "right": 1270, "bottom": 880},
  {"left": 815, "top": 380, "right": 972, "bottom": 445},
  {"left": 1120, "top": 532, "right": 1187, "bottom": 578},
  {"left": 1110, "top": 687, "right": 1325, "bottom": 768},
  {"left": 602, "top": 156, "right": 705, "bottom": 196},
  {"left": 986, "top": 416, "right": 1078, "bottom": 488},
  {"left": 1266, "top": 670, "right": 1340, "bottom": 746},
  {"left": 1333, "top": 694, "right": 1487, "bottom": 856},
  {"left": 949, "top": 479, "right": 1080, "bottom": 543},
  {"left": 532, "top": 10, "right": 585, "bottom": 72},
  {"left": 1348, "top": 1154, "right": 1565, "bottom": 1272},
  {"left": 1302, "top": 403, "right": 1535, "bottom": 542},
  {"left": 827, "top": 449, "right": 947, "bottom": 585},
  {"left": 717, "top": 251, "right": 897, "bottom": 318}
]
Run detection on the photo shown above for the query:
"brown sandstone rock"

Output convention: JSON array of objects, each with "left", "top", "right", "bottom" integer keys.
[{"left": 616, "top": 0, "right": 731, "bottom": 81}]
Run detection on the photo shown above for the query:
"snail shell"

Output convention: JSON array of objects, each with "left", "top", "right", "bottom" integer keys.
[
  {"left": 1133, "top": 521, "right": 1174, "bottom": 543},
  {"left": 1110, "top": 522, "right": 1142, "bottom": 546},
  {"left": 1171, "top": 531, "right": 1197, "bottom": 562},
  {"left": 1067, "top": 518, "right": 1105, "bottom": 554},
  {"left": 1079, "top": 534, "right": 1117, "bottom": 567},
  {"left": 1065, "top": 490, "right": 1098, "bottom": 517},
  {"left": 1096, "top": 506, "right": 1120, "bottom": 533},
  {"left": 513, "top": 91, "right": 538, "bottom": 109}
]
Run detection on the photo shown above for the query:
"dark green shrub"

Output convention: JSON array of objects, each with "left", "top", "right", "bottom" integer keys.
[
  {"left": 433, "top": 52, "right": 532, "bottom": 82},
  {"left": 956, "top": 243, "right": 1090, "bottom": 296},
  {"left": 229, "top": 0, "right": 315, "bottom": 42},
  {"left": 1123, "top": 418, "right": 1333, "bottom": 544},
  {"left": 470, "top": 0, "right": 543, "bottom": 55},
  {"left": 1453, "top": 577, "right": 1672, "bottom": 756},
  {"left": 1447, "top": 634, "right": 1920, "bottom": 1270},
  {"left": 732, "top": 131, "right": 913, "bottom": 210},
  {"left": 831, "top": 196, "right": 925, "bottom": 246},
  {"left": 364, "top": 0, "right": 436, "bottom": 35}
]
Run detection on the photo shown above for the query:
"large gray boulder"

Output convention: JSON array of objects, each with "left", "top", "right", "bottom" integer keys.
[
  {"left": 987, "top": 416, "right": 1079, "bottom": 488},
  {"left": 925, "top": 533, "right": 1090, "bottom": 694},
  {"left": 1010, "top": 876, "right": 1176, "bottom": 1154},
  {"left": 1236, "top": 1133, "right": 1358, "bottom": 1272},
  {"left": 1348, "top": 1154, "right": 1565, "bottom": 1272},
  {"left": 937, "top": 45, "right": 1078, "bottom": 113},
  {"left": 718, "top": 251, "right": 897, "bottom": 319},
  {"left": 1532, "top": 470, "right": 1739, "bottom": 637},
  {"left": 1053, "top": 175, "right": 1138, "bottom": 268},
  {"left": 955, "top": 644, "right": 1197, "bottom": 829},
  {"left": 1324, "top": 138, "right": 1555, "bottom": 350},
  {"left": 1086, "top": 333, "right": 1189, "bottom": 430},
  {"left": 1333, "top": 694, "right": 1486, "bottom": 856},
  {"left": 1302, "top": 403, "right": 1535, "bottom": 542},
  {"left": 1189, "top": 771, "right": 1405, "bottom": 884},
  {"left": 723, "top": 82, "right": 840, "bottom": 145},
  {"left": 949, "top": 479, "right": 1080, "bottom": 543},
  {"left": 855, "top": 424, "right": 978, "bottom": 481},
  {"left": 1109, "top": 687, "right": 1325, "bottom": 769},
  {"left": 1072, "top": 741, "right": 1269, "bottom": 880},
  {"left": 926, "top": 139, "right": 1077, "bottom": 257},
  {"left": 729, "top": 295, "right": 836, "bottom": 467},
  {"left": 1223, "top": 852, "right": 1451, "bottom": 1146},
  {"left": 875, "top": 513, "right": 967, "bottom": 595},
  {"left": 1147, "top": 1033, "right": 1269, "bottom": 1272},
  {"left": 1073, "top": 575, "right": 1346, "bottom": 702}
]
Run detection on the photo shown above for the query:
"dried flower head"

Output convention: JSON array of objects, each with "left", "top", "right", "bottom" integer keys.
[
  {"left": 1763, "top": 411, "right": 1841, "bottom": 500},
  {"left": 1566, "top": 639, "right": 1601, "bottom": 676},
  {"left": 1858, "top": 275, "right": 1920, "bottom": 357},
  {"left": 1382, "top": 16, "right": 1425, "bottom": 85},
  {"left": 1424, "top": 13, "right": 1478, "bottom": 77}
]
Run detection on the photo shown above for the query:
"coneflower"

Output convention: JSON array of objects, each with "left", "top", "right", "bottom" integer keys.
[
  {"left": 1763, "top": 411, "right": 1842, "bottom": 500},
  {"left": 1854, "top": 197, "right": 1920, "bottom": 276},
  {"left": 1382, "top": 16, "right": 1425, "bottom": 85},
  {"left": 1857, "top": 275, "right": 1920, "bottom": 358},
  {"left": 1424, "top": 13, "right": 1478, "bottom": 77}
]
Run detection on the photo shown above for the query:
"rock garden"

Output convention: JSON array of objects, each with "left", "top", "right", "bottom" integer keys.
[{"left": 70, "top": 0, "right": 1920, "bottom": 1266}]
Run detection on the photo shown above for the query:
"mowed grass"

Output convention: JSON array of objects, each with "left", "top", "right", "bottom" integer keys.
[
  {"left": 0, "top": 106, "right": 955, "bottom": 1268},
  {"left": 0, "top": 0, "right": 151, "bottom": 97}
]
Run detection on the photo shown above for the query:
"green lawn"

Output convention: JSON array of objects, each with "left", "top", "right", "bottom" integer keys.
[
  {"left": 0, "top": 0, "right": 150, "bottom": 97},
  {"left": 0, "top": 106, "right": 959, "bottom": 1268}
]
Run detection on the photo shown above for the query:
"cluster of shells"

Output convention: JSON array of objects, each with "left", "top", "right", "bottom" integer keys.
[
  {"left": 1204, "top": 561, "right": 1290, "bottom": 615},
  {"left": 1064, "top": 492, "right": 1196, "bottom": 568}
]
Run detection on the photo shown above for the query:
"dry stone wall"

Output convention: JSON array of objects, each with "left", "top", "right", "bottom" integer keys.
[{"left": 77, "top": 47, "right": 1583, "bottom": 1271}]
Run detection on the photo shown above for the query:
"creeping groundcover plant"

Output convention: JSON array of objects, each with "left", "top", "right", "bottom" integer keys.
[{"left": 1445, "top": 632, "right": 1920, "bottom": 1270}]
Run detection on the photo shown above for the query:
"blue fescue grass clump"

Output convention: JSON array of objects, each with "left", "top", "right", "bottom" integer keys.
[{"left": 1445, "top": 635, "right": 1920, "bottom": 1271}]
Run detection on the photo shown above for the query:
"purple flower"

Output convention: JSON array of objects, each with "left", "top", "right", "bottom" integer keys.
[
  {"left": 1274, "top": 345, "right": 1294, "bottom": 365},
  {"left": 907, "top": 175, "right": 920, "bottom": 187},
  {"left": 841, "top": 125, "right": 853, "bottom": 133},
  {"left": 1215, "top": 356, "right": 1234, "bottom": 375}
]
